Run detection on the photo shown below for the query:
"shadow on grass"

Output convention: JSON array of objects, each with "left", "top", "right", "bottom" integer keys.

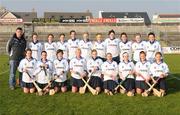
[{"left": 167, "top": 73, "right": 180, "bottom": 94}]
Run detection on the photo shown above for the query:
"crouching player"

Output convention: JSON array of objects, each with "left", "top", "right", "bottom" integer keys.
[
  {"left": 87, "top": 49, "right": 103, "bottom": 94},
  {"left": 52, "top": 49, "right": 69, "bottom": 93},
  {"left": 101, "top": 53, "right": 118, "bottom": 95},
  {"left": 18, "top": 49, "right": 37, "bottom": 93},
  {"left": 119, "top": 52, "right": 135, "bottom": 96},
  {"left": 150, "top": 52, "right": 169, "bottom": 97},
  {"left": 34, "top": 51, "right": 53, "bottom": 94},
  {"left": 135, "top": 51, "right": 151, "bottom": 95},
  {"left": 70, "top": 48, "right": 87, "bottom": 93}
]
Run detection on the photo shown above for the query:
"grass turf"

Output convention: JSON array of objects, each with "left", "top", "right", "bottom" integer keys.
[{"left": 0, "top": 54, "right": 180, "bottom": 115}]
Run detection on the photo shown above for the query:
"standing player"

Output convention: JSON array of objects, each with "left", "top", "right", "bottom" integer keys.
[
  {"left": 44, "top": 34, "right": 57, "bottom": 62},
  {"left": 119, "top": 52, "right": 135, "bottom": 96},
  {"left": 132, "top": 33, "right": 146, "bottom": 63},
  {"left": 52, "top": 49, "right": 69, "bottom": 93},
  {"left": 70, "top": 48, "right": 87, "bottom": 93},
  {"left": 150, "top": 52, "right": 169, "bottom": 97},
  {"left": 67, "top": 30, "right": 79, "bottom": 60},
  {"left": 33, "top": 51, "right": 53, "bottom": 94},
  {"left": 104, "top": 30, "right": 120, "bottom": 63},
  {"left": 87, "top": 49, "right": 103, "bottom": 94},
  {"left": 18, "top": 49, "right": 37, "bottom": 93},
  {"left": 119, "top": 32, "right": 132, "bottom": 62},
  {"left": 146, "top": 32, "right": 162, "bottom": 63},
  {"left": 101, "top": 53, "right": 118, "bottom": 95},
  {"left": 92, "top": 33, "right": 106, "bottom": 61},
  {"left": 56, "top": 33, "right": 68, "bottom": 59},
  {"left": 79, "top": 32, "right": 92, "bottom": 59},
  {"left": 28, "top": 32, "right": 43, "bottom": 61},
  {"left": 135, "top": 51, "right": 151, "bottom": 95}
]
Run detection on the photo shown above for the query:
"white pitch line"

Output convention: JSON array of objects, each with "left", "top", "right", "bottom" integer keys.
[{"left": 0, "top": 70, "right": 9, "bottom": 76}]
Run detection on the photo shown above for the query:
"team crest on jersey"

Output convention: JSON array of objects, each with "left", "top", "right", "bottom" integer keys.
[
  {"left": 113, "top": 64, "right": 115, "bottom": 67},
  {"left": 154, "top": 45, "right": 156, "bottom": 48},
  {"left": 146, "top": 64, "right": 148, "bottom": 68},
  {"left": 141, "top": 44, "right": 144, "bottom": 47}
]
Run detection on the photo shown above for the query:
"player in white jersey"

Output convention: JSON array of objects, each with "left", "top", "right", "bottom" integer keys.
[
  {"left": 18, "top": 49, "right": 37, "bottom": 93},
  {"left": 44, "top": 34, "right": 57, "bottom": 62},
  {"left": 132, "top": 33, "right": 146, "bottom": 63},
  {"left": 79, "top": 32, "right": 92, "bottom": 59},
  {"left": 70, "top": 48, "right": 87, "bottom": 93},
  {"left": 101, "top": 53, "right": 118, "bottom": 95},
  {"left": 150, "top": 52, "right": 169, "bottom": 96},
  {"left": 134, "top": 51, "right": 151, "bottom": 95},
  {"left": 67, "top": 30, "right": 79, "bottom": 60},
  {"left": 56, "top": 33, "right": 68, "bottom": 59},
  {"left": 33, "top": 51, "right": 53, "bottom": 94},
  {"left": 92, "top": 33, "right": 106, "bottom": 61},
  {"left": 119, "top": 32, "right": 132, "bottom": 62},
  {"left": 52, "top": 49, "right": 69, "bottom": 93},
  {"left": 104, "top": 30, "right": 120, "bottom": 63},
  {"left": 87, "top": 49, "right": 103, "bottom": 94},
  {"left": 119, "top": 52, "right": 135, "bottom": 96},
  {"left": 146, "top": 32, "right": 162, "bottom": 63},
  {"left": 28, "top": 33, "right": 43, "bottom": 61}
]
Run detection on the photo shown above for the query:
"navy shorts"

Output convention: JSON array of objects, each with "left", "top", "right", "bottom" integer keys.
[
  {"left": 89, "top": 76, "right": 103, "bottom": 89},
  {"left": 71, "top": 77, "right": 85, "bottom": 88},
  {"left": 135, "top": 81, "right": 149, "bottom": 90},
  {"left": 103, "top": 80, "right": 117, "bottom": 92},
  {"left": 22, "top": 81, "right": 34, "bottom": 88}
]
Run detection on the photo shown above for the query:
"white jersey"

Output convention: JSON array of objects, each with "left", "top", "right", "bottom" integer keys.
[
  {"left": 105, "top": 38, "right": 120, "bottom": 57},
  {"left": 101, "top": 61, "right": 118, "bottom": 81},
  {"left": 146, "top": 41, "right": 162, "bottom": 63},
  {"left": 92, "top": 41, "right": 106, "bottom": 59},
  {"left": 87, "top": 57, "right": 103, "bottom": 77},
  {"left": 67, "top": 39, "right": 79, "bottom": 60},
  {"left": 132, "top": 41, "right": 146, "bottom": 62},
  {"left": 119, "top": 41, "right": 132, "bottom": 61},
  {"left": 53, "top": 58, "right": 69, "bottom": 82},
  {"left": 70, "top": 57, "right": 87, "bottom": 79},
  {"left": 78, "top": 40, "right": 92, "bottom": 59},
  {"left": 34, "top": 60, "right": 53, "bottom": 84},
  {"left": 56, "top": 41, "right": 68, "bottom": 59},
  {"left": 18, "top": 58, "right": 37, "bottom": 83},
  {"left": 119, "top": 61, "right": 134, "bottom": 79},
  {"left": 135, "top": 61, "right": 151, "bottom": 81},
  {"left": 44, "top": 42, "right": 57, "bottom": 62},
  {"left": 28, "top": 41, "right": 43, "bottom": 61},
  {"left": 150, "top": 62, "right": 169, "bottom": 78}
]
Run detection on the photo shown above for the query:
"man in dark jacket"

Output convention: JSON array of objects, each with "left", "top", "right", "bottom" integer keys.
[{"left": 6, "top": 27, "right": 26, "bottom": 90}]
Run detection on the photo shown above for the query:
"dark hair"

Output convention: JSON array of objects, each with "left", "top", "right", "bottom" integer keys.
[
  {"left": 59, "top": 33, "right": 65, "bottom": 37},
  {"left": 32, "top": 32, "right": 38, "bottom": 37},
  {"left": 25, "top": 48, "right": 32, "bottom": 53},
  {"left": 16, "top": 27, "right": 23, "bottom": 31},
  {"left": 139, "top": 51, "right": 146, "bottom": 56},
  {"left": 91, "top": 49, "right": 97, "bottom": 53},
  {"left": 70, "top": 30, "right": 76, "bottom": 35},
  {"left": 56, "top": 49, "right": 64, "bottom": 55},
  {"left": 155, "top": 52, "right": 162, "bottom": 57},
  {"left": 135, "top": 33, "right": 141, "bottom": 37},
  {"left": 148, "top": 32, "right": 155, "bottom": 37},
  {"left": 120, "top": 32, "right": 127, "bottom": 38},
  {"left": 108, "top": 29, "right": 115, "bottom": 35},
  {"left": 47, "top": 34, "right": 54, "bottom": 38},
  {"left": 41, "top": 51, "right": 47, "bottom": 54}
]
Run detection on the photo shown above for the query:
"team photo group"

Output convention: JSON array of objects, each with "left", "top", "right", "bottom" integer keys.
[{"left": 7, "top": 27, "right": 169, "bottom": 97}]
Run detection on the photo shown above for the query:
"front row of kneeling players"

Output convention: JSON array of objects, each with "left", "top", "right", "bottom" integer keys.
[{"left": 18, "top": 48, "right": 169, "bottom": 97}]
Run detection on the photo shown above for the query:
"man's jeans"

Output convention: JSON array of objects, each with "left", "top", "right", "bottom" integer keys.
[{"left": 9, "top": 60, "right": 22, "bottom": 88}]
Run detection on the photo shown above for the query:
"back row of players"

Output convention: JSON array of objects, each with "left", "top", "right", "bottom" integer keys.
[
  {"left": 29, "top": 30, "right": 161, "bottom": 63},
  {"left": 19, "top": 30, "right": 169, "bottom": 96}
]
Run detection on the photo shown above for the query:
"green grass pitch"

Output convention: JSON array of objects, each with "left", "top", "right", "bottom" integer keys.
[{"left": 0, "top": 54, "right": 180, "bottom": 115}]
